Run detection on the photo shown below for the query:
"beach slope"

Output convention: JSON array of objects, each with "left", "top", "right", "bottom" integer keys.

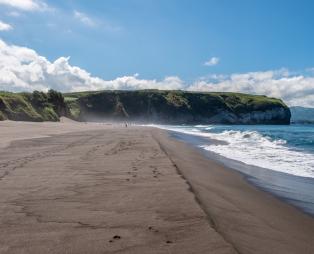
[{"left": 0, "top": 122, "right": 235, "bottom": 254}]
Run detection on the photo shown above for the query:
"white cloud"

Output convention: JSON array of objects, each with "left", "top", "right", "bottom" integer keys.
[
  {"left": 0, "top": 20, "right": 12, "bottom": 31},
  {"left": 189, "top": 70, "right": 314, "bottom": 107},
  {"left": 0, "top": 39, "right": 314, "bottom": 107},
  {"left": 204, "top": 57, "right": 219, "bottom": 66},
  {"left": 0, "top": 39, "right": 183, "bottom": 93},
  {"left": 74, "top": 10, "right": 96, "bottom": 27},
  {"left": 0, "top": 0, "right": 48, "bottom": 11}
]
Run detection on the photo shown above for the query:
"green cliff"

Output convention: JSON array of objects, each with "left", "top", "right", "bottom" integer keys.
[
  {"left": 0, "top": 90, "right": 68, "bottom": 121},
  {"left": 0, "top": 90, "right": 291, "bottom": 124},
  {"left": 65, "top": 90, "right": 291, "bottom": 124}
]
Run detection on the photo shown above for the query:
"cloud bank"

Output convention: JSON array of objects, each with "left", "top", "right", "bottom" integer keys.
[
  {"left": 189, "top": 71, "right": 314, "bottom": 107},
  {"left": 0, "top": 39, "right": 313, "bottom": 107},
  {"left": 0, "top": 39, "right": 183, "bottom": 92}
]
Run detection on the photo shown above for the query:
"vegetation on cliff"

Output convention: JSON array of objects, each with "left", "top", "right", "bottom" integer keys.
[
  {"left": 64, "top": 90, "right": 291, "bottom": 124},
  {"left": 0, "top": 89, "right": 290, "bottom": 124},
  {"left": 0, "top": 90, "right": 68, "bottom": 121}
]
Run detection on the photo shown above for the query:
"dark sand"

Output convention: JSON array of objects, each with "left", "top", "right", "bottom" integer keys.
[
  {"left": 0, "top": 123, "right": 235, "bottom": 254},
  {"left": 0, "top": 121, "right": 313, "bottom": 253}
]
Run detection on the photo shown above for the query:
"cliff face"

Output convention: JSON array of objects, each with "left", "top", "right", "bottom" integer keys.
[
  {"left": 209, "top": 107, "right": 290, "bottom": 124},
  {"left": 65, "top": 90, "right": 291, "bottom": 124},
  {"left": 0, "top": 90, "right": 291, "bottom": 124}
]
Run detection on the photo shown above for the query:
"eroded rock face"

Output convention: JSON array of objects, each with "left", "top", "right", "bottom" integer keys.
[
  {"left": 238, "top": 107, "right": 291, "bottom": 124},
  {"left": 209, "top": 107, "right": 291, "bottom": 124}
]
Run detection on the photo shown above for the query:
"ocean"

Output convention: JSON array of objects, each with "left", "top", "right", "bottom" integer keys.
[{"left": 152, "top": 124, "right": 314, "bottom": 216}]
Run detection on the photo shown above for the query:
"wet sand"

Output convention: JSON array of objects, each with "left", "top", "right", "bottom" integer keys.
[
  {"left": 155, "top": 129, "right": 314, "bottom": 254},
  {"left": 0, "top": 121, "right": 314, "bottom": 253}
]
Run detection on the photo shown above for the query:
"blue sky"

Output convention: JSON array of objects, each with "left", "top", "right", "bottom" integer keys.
[
  {"left": 1, "top": 0, "right": 314, "bottom": 80},
  {"left": 0, "top": 0, "right": 314, "bottom": 106}
]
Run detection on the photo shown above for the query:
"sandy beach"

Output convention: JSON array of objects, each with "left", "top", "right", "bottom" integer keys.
[{"left": 0, "top": 121, "right": 314, "bottom": 254}]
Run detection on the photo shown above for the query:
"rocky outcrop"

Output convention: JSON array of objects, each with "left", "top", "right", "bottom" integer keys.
[{"left": 237, "top": 108, "right": 290, "bottom": 124}]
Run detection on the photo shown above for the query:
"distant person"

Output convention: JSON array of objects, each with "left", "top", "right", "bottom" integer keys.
[{"left": 125, "top": 122, "right": 128, "bottom": 128}]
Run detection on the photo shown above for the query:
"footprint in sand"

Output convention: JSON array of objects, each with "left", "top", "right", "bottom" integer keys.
[
  {"left": 148, "top": 226, "right": 159, "bottom": 233},
  {"left": 109, "top": 235, "right": 122, "bottom": 243},
  {"left": 151, "top": 166, "right": 161, "bottom": 178}
]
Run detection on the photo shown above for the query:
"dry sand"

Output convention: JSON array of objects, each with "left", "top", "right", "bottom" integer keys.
[
  {"left": 0, "top": 117, "right": 110, "bottom": 149},
  {"left": 0, "top": 120, "right": 313, "bottom": 254}
]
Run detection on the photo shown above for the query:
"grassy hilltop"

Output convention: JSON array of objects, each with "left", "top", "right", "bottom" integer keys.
[
  {"left": 0, "top": 90, "right": 291, "bottom": 124},
  {"left": 0, "top": 90, "right": 68, "bottom": 121}
]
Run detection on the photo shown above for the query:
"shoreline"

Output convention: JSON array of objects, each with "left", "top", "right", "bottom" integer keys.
[
  {"left": 154, "top": 128, "right": 314, "bottom": 253},
  {"left": 167, "top": 130, "right": 314, "bottom": 217}
]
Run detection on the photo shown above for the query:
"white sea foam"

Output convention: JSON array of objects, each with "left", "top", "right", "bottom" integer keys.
[
  {"left": 145, "top": 124, "right": 214, "bottom": 137},
  {"left": 153, "top": 125, "right": 314, "bottom": 178}
]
